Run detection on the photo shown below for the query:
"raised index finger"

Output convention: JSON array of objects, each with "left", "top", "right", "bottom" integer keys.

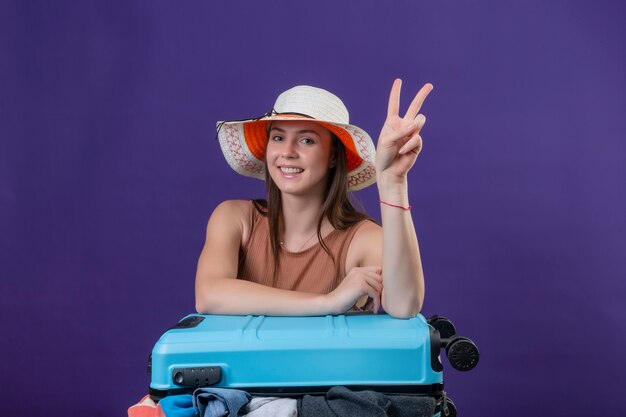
[
  {"left": 387, "top": 79, "right": 402, "bottom": 118},
  {"left": 405, "top": 83, "right": 434, "bottom": 120}
]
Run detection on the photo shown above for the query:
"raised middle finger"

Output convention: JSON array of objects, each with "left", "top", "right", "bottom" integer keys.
[{"left": 404, "top": 83, "right": 433, "bottom": 120}]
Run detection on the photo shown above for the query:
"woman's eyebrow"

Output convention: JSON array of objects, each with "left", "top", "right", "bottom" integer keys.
[
  {"left": 295, "top": 130, "right": 320, "bottom": 136},
  {"left": 269, "top": 127, "right": 321, "bottom": 136}
]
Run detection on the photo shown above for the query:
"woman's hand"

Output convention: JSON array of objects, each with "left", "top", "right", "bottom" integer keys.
[
  {"left": 325, "top": 266, "right": 383, "bottom": 315},
  {"left": 375, "top": 79, "right": 433, "bottom": 185}
]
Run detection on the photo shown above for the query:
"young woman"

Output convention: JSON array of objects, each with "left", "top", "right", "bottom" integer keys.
[{"left": 195, "top": 80, "right": 433, "bottom": 318}]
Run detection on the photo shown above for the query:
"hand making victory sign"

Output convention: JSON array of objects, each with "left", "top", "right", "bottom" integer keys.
[
  {"left": 375, "top": 79, "right": 434, "bottom": 183},
  {"left": 368, "top": 79, "right": 432, "bottom": 317}
]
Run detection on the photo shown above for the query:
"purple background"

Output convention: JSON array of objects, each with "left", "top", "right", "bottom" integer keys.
[{"left": 2, "top": 1, "right": 625, "bottom": 415}]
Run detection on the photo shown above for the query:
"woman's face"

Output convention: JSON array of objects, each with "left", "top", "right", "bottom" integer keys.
[{"left": 265, "top": 120, "right": 336, "bottom": 198}]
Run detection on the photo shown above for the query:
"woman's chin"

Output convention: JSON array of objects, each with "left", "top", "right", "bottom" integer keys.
[{"left": 274, "top": 179, "right": 318, "bottom": 197}]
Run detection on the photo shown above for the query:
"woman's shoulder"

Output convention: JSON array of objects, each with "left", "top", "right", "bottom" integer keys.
[
  {"left": 345, "top": 219, "right": 382, "bottom": 270},
  {"left": 207, "top": 200, "right": 253, "bottom": 232},
  {"left": 212, "top": 199, "right": 252, "bottom": 218},
  {"left": 351, "top": 218, "right": 381, "bottom": 238},
  {"left": 210, "top": 200, "right": 261, "bottom": 247}
]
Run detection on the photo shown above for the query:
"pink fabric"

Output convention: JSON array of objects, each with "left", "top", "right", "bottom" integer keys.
[{"left": 128, "top": 395, "right": 166, "bottom": 417}]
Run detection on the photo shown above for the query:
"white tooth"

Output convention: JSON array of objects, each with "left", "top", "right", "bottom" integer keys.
[{"left": 281, "top": 167, "right": 303, "bottom": 174}]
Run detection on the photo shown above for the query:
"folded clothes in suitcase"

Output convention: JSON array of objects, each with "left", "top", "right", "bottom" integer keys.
[{"left": 148, "top": 313, "right": 478, "bottom": 416}]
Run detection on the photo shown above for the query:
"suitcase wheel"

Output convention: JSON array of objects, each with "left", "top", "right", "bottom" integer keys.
[
  {"left": 427, "top": 315, "right": 457, "bottom": 339},
  {"left": 445, "top": 336, "right": 480, "bottom": 371}
]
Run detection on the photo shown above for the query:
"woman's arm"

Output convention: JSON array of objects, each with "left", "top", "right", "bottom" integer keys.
[
  {"left": 195, "top": 200, "right": 381, "bottom": 316},
  {"left": 371, "top": 79, "right": 433, "bottom": 318}
]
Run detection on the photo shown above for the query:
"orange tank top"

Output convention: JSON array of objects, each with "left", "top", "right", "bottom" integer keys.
[{"left": 238, "top": 201, "right": 368, "bottom": 294}]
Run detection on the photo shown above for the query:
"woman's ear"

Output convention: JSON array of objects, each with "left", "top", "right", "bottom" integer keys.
[
  {"left": 329, "top": 153, "right": 337, "bottom": 169},
  {"left": 329, "top": 141, "right": 338, "bottom": 168}
]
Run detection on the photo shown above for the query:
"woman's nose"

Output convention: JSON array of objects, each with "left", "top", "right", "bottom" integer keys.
[{"left": 281, "top": 140, "right": 298, "bottom": 158}]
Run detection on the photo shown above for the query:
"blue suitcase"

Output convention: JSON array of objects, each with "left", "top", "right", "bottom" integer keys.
[{"left": 148, "top": 313, "right": 478, "bottom": 416}]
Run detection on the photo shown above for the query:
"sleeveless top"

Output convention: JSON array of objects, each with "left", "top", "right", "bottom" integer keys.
[{"left": 238, "top": 201, "right": 368, "bottom": 294}]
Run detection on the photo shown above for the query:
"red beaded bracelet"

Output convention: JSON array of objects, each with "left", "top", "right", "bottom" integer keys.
[{"left": 380, "top": 200, "right": 412, "bottom": 210}]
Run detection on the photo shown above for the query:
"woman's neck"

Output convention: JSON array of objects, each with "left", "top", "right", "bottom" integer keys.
[{"left": 280, "top": 193, "right": 327, "bottom": 237}]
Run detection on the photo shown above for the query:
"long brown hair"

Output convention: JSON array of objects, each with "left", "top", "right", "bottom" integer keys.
[{"left": 252, "top": 132, "right": 373, "bottom": 284}]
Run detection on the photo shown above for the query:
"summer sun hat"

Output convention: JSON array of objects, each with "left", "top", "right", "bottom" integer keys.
[{"left": 216, "top": 85, "right": 376, "bottom": 191}]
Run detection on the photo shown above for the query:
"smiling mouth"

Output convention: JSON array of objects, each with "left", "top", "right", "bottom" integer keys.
[{"left": 279, "top": 167, "right": 304, "bottom": 174}]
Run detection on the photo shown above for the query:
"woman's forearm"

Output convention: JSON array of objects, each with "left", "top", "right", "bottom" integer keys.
[
  {"left": 195, "top": 278, "right": 329, "bottom": 316},
  {"left": 378, "top": 179, "right": 425, "bottom": 318}
]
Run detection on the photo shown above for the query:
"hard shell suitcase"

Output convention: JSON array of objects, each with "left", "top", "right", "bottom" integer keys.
[{"left": 148, "top": 313, "right": 478, "bottom": 416}]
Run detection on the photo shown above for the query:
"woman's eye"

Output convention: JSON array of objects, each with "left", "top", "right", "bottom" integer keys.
[
  {"left": 300, "top": 137, "right": 314, "bottom": 145},
  {"left": 271, "top": 135, "right": 283, "bottom": 142}
]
